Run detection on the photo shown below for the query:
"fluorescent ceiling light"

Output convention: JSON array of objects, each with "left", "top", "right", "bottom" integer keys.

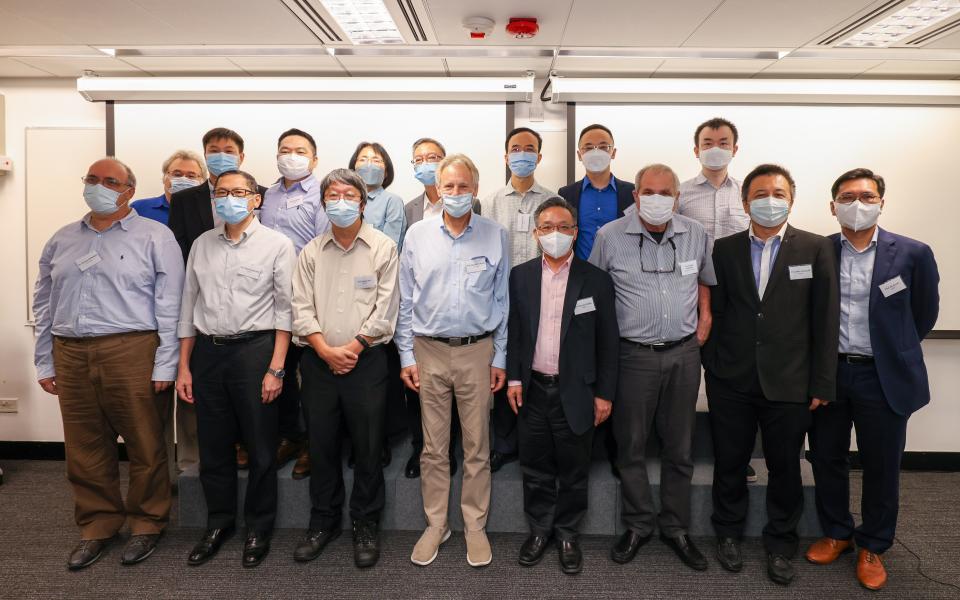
[
  {"left": 558, "top": 48, "right": 784, "bottom": 60},
  {"left": 319, "top": 0, "right": 404, "bottom": 44},
  {"left": 839, "top": 0, "right": 960, "bottom": 47}
]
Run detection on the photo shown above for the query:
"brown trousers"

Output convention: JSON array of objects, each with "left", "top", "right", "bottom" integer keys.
[{"left": 53, "top": 331, "right": 171, "bottom": 539}]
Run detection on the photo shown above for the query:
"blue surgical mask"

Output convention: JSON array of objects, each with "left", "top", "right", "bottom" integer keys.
[
  {"left": 169, "top": 176, "right": 200, "bottom": 195},
  {"left": 749, "top": 196, "right": 790, "bottom": 228},
  {"left": 357, "top": 164, "right": 385, "bottom": 188},
  {"left": 325, "top": 199, "right": 362, "bottom": 228},
  {"left": 414, "top": 162, "right": 438, "bottom": 186},
  {"left": 83, "top": 183, "right": 122, "bottom": 215},
  {"left": 442, "top": 193, "right": 474, "bottom": 218},
  {"left": 206, "top": 152, "right": 239, "bottom": 177},
  {"left": 214, "top": 195, "right": 251, "bottom": 225},
  {"left": 508, "top": 151, "right": 538, "bottom": 178}
]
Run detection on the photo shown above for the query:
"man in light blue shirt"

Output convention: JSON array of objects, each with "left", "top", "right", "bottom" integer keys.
[
  {"left": 837, "top": 228, "right": 877, "bottom": 356},
  {"left": 397, "top": 154, "right": 508, "bottom": 570}
]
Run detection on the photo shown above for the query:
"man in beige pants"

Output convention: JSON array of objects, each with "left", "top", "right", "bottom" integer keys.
[{"left": 397, "top": 154, "right": 509, "bottom": 567}]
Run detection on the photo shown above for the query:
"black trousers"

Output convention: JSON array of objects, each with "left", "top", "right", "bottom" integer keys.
[
  {"left": 492, "top": 387, "right": 518, "bottom": 455},
  {"left": 193, "top": 332, "right": 278, "bottom": 535},
  {"left": 808, "top": 360, "right": 908, "bottom": 554},
  {"left": 301, "top": 345, "right": 387, "bottom": 529},
  {"left": 518, "top": 378, "right": 593, "bottom": 541},
  {"left": 276, "top": 344, "right": 304, "bottom": 441},
  {"left": 706, "top": 371, "right": 811, "bottom": 557}
]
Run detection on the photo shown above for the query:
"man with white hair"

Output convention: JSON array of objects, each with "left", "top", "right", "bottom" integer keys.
[{"left": 131, "top": 149, "right": 208, "bottom": 226}]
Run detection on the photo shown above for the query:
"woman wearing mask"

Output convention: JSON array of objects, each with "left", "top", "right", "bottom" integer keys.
[{"left": 349, "top": 142, "right": 406, "bottom": 247}]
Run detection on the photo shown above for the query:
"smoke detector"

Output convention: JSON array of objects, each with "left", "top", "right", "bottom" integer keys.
[
  {"left": 463, "top": 16, "right": 495, "bottom": 39},
  {"left": 506, "top": 17, "right": 539, "bottom": 39}
]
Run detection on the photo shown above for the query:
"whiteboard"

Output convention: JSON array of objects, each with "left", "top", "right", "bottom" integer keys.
[
  {"left": 25, "top": 127, "right": 105, "bottom": 320},
  {"left": 576, "top": 104, "right": 958, "bottom": 329}
]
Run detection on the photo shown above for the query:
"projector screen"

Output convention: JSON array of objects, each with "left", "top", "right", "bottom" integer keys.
[{"left": 575, "top": 103, "right": 959, "bottom": 330}]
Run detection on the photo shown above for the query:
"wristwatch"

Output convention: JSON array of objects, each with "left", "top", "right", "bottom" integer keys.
[
  {"left": 355, "top": 335, "right": 372, "bottom": 350},
  {"left": 267, "top": 367, "right": 286, "bottom": 379}
]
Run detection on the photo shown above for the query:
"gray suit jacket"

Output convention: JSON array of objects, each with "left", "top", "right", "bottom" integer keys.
[{"left": 404, "top": 193, "right": 481, "bottom": 226}]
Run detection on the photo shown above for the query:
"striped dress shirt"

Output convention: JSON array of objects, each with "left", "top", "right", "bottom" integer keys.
[
  {"left": 678, "top": 173, "right": 749, "bottom": 242},
  {"left": 483, "top": 181, "right": 560, "bottom": 267}
]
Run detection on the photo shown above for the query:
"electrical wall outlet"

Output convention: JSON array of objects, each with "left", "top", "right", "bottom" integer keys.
[{"left": 0, "top": 398, "right": 18, "bottom": 413}]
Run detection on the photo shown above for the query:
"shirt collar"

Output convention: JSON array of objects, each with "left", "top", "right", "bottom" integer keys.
[
  {"left": 749, "top": 221, "right": 787, "bottom": 245},
  {"left": 625, "top": 212, "right": 685, "bottom": 239},
  {"left": 582, "top": 175, "right": 617, "bottom": 193},
  {"left": 367, "top": 187, "right": 384, "bottom": 200},
  {"left": 82, "top": 208, "right": 138, "bottom": 232},
  {"left": 320, "top": 221, "right": 374, "bottom": 252},
  {"left": 218, "top": 214, "right": 260, "bottom": 244},
  {"left": 439, "top": 214, "right": 474, "bottom": 239},
  {"left": 149, "top": 194, "right": 169, "bottom": 209},
  {"left": 280, "top": 173, "right": 317, "bottom": 193},
  {"left": 507, "top": 180, "right": 545, "bottom": 197},
  {"left": 694, "top": 172, "right": 735, "bottom": 189},
  {"left": 840, "top": 226, "right": 879, "bottom": 253},
  {"left": 542, "top": 252, "right": 574, "bottom": 274}
]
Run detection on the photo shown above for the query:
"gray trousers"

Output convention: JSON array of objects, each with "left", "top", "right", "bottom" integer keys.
[
  {"left": 614, "top": 336, "right": 701, "bottom": 537},
  {"left": 163, "top": 391, "right": 199, "bottom": 480}
]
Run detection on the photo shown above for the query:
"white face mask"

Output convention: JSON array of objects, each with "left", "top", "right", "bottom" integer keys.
[
  {"left": 637, "top": 194, "right": 675, "bottom": 226},
  {"left": 581, "top": 148, "right": 612, "bottom": 173},
  {"left": 277, "top": 153, "right": 312, "bottom": 180},
  {"left": 538, "top": 231, "right": 574, "bottom": 259},
  {"left": 834, "top": 200, "right": 881, "bottom": 232},
  {"left": 699, "top": 147, "right": 733, "bottom": 170}
]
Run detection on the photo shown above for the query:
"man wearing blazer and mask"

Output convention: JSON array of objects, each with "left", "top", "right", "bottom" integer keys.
[{"left": 703, "top": 164, "right": 839, "bottom": 586}]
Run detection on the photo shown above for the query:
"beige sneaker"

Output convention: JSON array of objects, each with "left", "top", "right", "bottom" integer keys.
[
  {"left": 410, "top": 526, "right": 451, "bottom": 566},
  {"left": 465, "top": 529, "right": 492, "bottom": 567}
]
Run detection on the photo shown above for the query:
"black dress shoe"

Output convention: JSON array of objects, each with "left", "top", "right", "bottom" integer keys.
[
  {"left": 352, "top": 520, "right": 380, "bottom": 568},
  {"left": 610, "top": 530, "right": 651, "bottom": 564},
  {"left": 293, "top": 527, "right": 342, "bottom": 562},
  {"left": 767, "top": 553, "right": 795, "bottom": 586},
  {"left": 518, "top": 534, "right": 551, "bottom": 567},
  {"left": 121, "top": 533, "right": 161, "bottom": 565},
  {"left": 187, "top": 527, "right": 234, "bottom": 566},
  {"left": 67, "top": 537, "right": 113, "bottom": 570},
  {"left": 242, "top": 532, "right": 271, "bottom": 568},
  {"left": 716, "top": 537, "right": 743, "bottom": 572},
  {"left": 660, "top": 534, "right": 707, "bottom": 571},
  {"left": 405, "top": 448, "right": 421, "bottom": 479},
  {"left": 557, "top": 539, "right": 583, "bottom": 575},
  {"left": 490, "top": 451, "right": 517, "bottom": 473}
]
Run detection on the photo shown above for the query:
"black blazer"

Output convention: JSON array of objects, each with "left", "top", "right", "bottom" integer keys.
[
  {"left": 506, "top": 256, "right": 620, "bottom": 435},
  {"left": 558, "top": 175, "right": 635, "bottom": 218},
  {"left": 702, "top": 225, "right": 840, "bottom": 404},
  {"left": 168, "top": 181, "right": 268, "bottom": 263}
]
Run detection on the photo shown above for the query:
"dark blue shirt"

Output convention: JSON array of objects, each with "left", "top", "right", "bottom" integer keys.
[
  {"left": 130, "top": 194, "right": 170, "bottom": 225},
  {"left": 575, "top": 177, "right": 618, "bottom": 259}
]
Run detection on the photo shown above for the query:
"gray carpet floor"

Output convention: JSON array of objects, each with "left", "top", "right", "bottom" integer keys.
[{"left": 0, "top": 459, "right": 958, "bottom": 599}]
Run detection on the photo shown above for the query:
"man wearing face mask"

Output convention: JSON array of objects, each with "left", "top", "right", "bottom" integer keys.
[
  {"left": 805, "top": 169, "right": 939, "bottom": 591},
  {"left": 506, "top": 198, "right": 618, "bottom": 574},
  {"left": 260, "top": 128, "right": 330, "bottom": 480},
  {"left": 34, "top": 158, "right": 184, "bottom": 570},
  {"left": 703, "top": 164, "right": 839, "bottom": 586},
  {"left": 484, "top": 127, "right": 562, "bottom": 473},
  {"left": 168, "top": 127, "right": 267, "bottom": 264},
  {"left": 177, "top": 170, "right": 296, "bottom": 569},
  {"left": 290, "top": 169, "right": 399, "bottom": 569},
  {"left": 131, "top": 150, "right": 207, "bottom": 226},
  {"left": 589, "top": 164, "right": 715, "bottom": 571},
  {"left": 397, "top": 154, "right": 509, "bottom": 568}
]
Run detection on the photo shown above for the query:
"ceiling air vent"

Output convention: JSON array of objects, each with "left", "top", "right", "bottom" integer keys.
[
  {"left": 280, "top": 0, "right": 343, "bottom": 43},
  {"left": 817, "top": 0, "right": 905, "bottom": 46},
  {"left": 905, "top": 16, "right": 960, "bottom": 44}
]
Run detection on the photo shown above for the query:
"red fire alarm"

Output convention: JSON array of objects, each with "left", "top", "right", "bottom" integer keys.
[{"left": 506, "top": 17, "right": 539, "bottom": 39}]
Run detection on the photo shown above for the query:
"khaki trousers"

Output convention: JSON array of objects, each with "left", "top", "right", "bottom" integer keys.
[
  {"left": 415, "top": 336, "right": 493, "bottom": 531},
  {"left": 53, "top": 331, "right": 171, "bottom": 540}
]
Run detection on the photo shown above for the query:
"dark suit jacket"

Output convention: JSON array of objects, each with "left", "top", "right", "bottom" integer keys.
[
  {"left": 168, "top": 181, "right": 268, "bottom": 263},
  {"left": 558, "top": 175, "right": 635, "bottom": 218},
  {"left": 830, "top": 228, "right": 939, "bottom": 416},
  {"left": 404, "top": 193, "right": 481, "bottom": 227},
  {"left": 506, "top": 256, "right": 620, "bottom": 435},
  {"left": 702, "top": 225, "right": 840, "bottom": 404}
]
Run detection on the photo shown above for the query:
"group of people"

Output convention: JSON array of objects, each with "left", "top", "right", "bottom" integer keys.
[{"left": 33, "top": 117, "right": 939, "bottom": 592}]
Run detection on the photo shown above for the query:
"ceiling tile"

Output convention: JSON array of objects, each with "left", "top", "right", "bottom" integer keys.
[
  {"left": 0, "top": 57, "right": 54, "bottom": 77},
  {"left": 855, "top": 60, "right": 960, "bottom": 78},
  {"left": 12, "top": 55, "right": 145, "bottom": 76},
  {"left": 119, "top": 56, "right": 247, "bottom": 75},
  {"left": 0, "top": 0, "right": 180, "bottom": 46},
  {"left": 921, "top": 29, "right": 960, "bottom": 50},
  {"left": 0, "top": 6, "right": 80, "bottom": 44},
  {"left": 756, "top": 57, "right": 883, "bottom": 78},
  {"left": 336, "top": 55, "right": 446, "bottom": 75},
  {"left": 563, "top": 0, "right": 723, "bottom": 47},
  {"left": 553, "top": 56, "right": 663, "bottom": 76},
  {"left": 226, "top": 55, "right": 344, "bottom": 75},
  {"left": 653, "top": 58, "right": 775, "bottom": 76},
  {"left": 444, "top": 56, "right": 552, "bottom": 76},
  {"left": 424, "top": 0, "right": 574, "bottom": 46}
]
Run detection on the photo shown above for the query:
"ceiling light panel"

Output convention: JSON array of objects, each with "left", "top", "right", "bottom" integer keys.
[
  {"left": 839, "top": 0, "right": 960, "bottom": 47},
  {"left": 318, "top": 0, "right": 405, "bottom": 44}
]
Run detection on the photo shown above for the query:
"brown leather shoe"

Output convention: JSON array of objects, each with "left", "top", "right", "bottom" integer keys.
[
  {"left": 805, "top": 537, "right": 853, "bottom": 565},
  {"left": 857, "top": 549, "right": 887, "bottom": 590},
  {"left": 276, "top": 438, "right": 300, "bottom": 467},
  {"left": 292, "top": 447, "right": 310, "bottom": 480},
  {"left": 236, "top": 443, "right": 249, "bottom": 470}
]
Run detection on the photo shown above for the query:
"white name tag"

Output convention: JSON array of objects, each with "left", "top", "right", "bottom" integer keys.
[
  {"left": 465, "top": 259, "right": 487, "bottom": 274},
  {"left": 879, "top": 275, "right": 907, "bottom": 298},
  {"left": 515, "top": 213, "right": 531, "bottom": 232},
  {"left": 574, "top": 296, "right": 596, "bottom": 315},
  {"left": 355, "top": 275, "right": 376, "bottom": 289},
  {"left": 286, "top": 195, "right": 305, "bottom": 209},
  {"left": 75, "top": 251, "right": 101, "bottom": 272},
  {"left": 679, "top": 260, "right": 698, "bottom": 277},
  {"left": 789, "top": 264, "right": 813, "bottom": 280},
  {"left": 239, "top": 266, "right": 261, "bottom": 280}
]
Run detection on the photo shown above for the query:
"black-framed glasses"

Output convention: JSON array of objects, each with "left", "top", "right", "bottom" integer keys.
[
  {"left": 81, "top": 175, "right": 132, "bottom": 190},
  {"left": 638, "top": 235, "right": 677, "bottom": 274},
  {"left": 212, "top": 188, "right": 257, "bottom": 198}
]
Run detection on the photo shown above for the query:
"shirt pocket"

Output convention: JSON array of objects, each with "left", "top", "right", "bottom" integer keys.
[
  {"left": 232, "top": 265, "right": 269, "bottom": 300},
  {"left": 352, "top": 274, "right": 378, "bottom": 307},
  {"left": 464, "top": 256, "right": 495, "bottom": 289}
]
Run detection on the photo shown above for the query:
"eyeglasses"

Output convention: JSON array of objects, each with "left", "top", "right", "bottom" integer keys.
[
  {"left": 509, "top": 147, "right": 538, "bottom": 154},
  {"left": 166, "top": 170, "right": 202, "bottom": 180},
  {"left": 580, "top": 144, "right": 613, "bottom": 153},
  {"left": 355, "top": 156, "right": 385, "bottom": 166},
  {"left": 212, "top": 188, "right": 256, "bottom": 198},
  {"left": 324, "top": 193, "right": 362, "bottom": 203},
  {"left": 536, "top": 224, "right": 576, "bottom": 234},
  {"left": 638, "top": 235, "right": 677, "bottom": 274},
  {"left": 835, "top": 193, "right": 882, "bottom": 204},
  {"left": 411, "top": 153, "right": 444, "bottom": 166},
  {"left": 81, "top": 175, "right": 132, "bottom": 191}
]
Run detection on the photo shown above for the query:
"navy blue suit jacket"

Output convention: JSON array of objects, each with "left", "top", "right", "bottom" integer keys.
[{"left": 831, "top": 228, "right": 940, "bottom": 416}]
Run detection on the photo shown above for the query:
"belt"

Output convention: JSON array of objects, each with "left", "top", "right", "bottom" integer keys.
[
  {"left": 839, "top": 353, "right": 874, "bottom": 365},
  {"left": 531, "top": 371, "right": 560, "bottom": 386},
  {"left": 426, "top": 331, "right": 492, "bottom": 347},
  {"left": 621, "top": 333, "right": 695, "bottom": 352},
  {"left": 199, "top": 330, "right": 272, "bottom": 346},
  {"left": 55, "top": 330, "right": 155, "bottom": 343}
]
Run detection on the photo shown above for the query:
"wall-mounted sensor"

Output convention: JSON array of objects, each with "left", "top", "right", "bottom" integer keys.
[{"left": 463, "top": 16, "right": 495, "bottom": 39}]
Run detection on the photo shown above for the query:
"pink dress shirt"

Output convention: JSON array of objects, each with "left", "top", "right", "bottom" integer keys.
[{"left": 532, "top": 254, "right": 573, "bottom": 375}]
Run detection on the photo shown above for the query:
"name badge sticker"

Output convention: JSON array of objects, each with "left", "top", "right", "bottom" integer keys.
[
  {"left": 286, "top": 196, "right": 305, "bottom": 209},
  {"left": 75, "top": 251, "right": 102, "bottom": 272},
  {"left": 879, "top": 275, "right": 907, "bottom": 298},
  {"left": 679, "top": 260, "right": 698, "bottom": 277},
  {"left": 789, "top": 264, "right": 813, "bottom": 280},
  {"left": 515, "top": 213, "right": 531, "bottom": 232},
  {"left": 355, "top": 275, "right": 376, "bottom": 289},
  {"left": 239, "top": 266, "right": 261, "bottom": 280},
  {"left": 574, "top": 296, "right": 596, "bottom": 315},
  {"left": 465, "top": 259, "right": 487, "bottom": 274}
]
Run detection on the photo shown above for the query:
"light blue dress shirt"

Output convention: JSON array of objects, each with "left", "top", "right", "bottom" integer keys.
[
  {"left": 396, "top": 214, "right": 510, "bottom": 369},
  {"left": 260, "top": 174, "right": 329, "bottom": 254},
  {"left": 33, "top": 209, "right": 185, "bottom": 381},
  {"left": 749, "top": 225, "right": 783, "bottom": 296},
  {"left": 364, "top": 187, "right": 406, "bottom": 248},
  {"left": 839, "top": 229, "right": 878, "bottom": 356}
]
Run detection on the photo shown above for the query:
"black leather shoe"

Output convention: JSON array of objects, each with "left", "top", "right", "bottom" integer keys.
[
  {"left": 610, "top": 530, "right": 651, "bottom": 564},
  {"left": 405, "top": 447, "right": 421, "bottom": 479},
  {"left": 490, "top": 451, "right": 517, "bottom": 473},
  {"left": 187, "top": 527, "right": 234, "bottom": 566},
  {"left": 746, "top": 464, "right": 758, "bottom": 483},
  {"left": 660, "top": 534, "right": 707, "bottom": 571},
  {"left": 352, "top": 520, "right": 380, "bottom": 568},
  {"left": 293, "top": 527, "right": 342, "bottom": 562},
  {"left": 121, "top": 533, "right": 161, "bottom": 565},
  {"left": 716, "top": 537, "right": 743, "bottom": 572},
  {"left": 767, "top": 553, "right": 795, "bottom": 586},
  {"left": 67, "top": 537, "right": 113, "bottom": 570},
  {"left": 557, "top": 539, "right": 583, "bottom": 575},
  {"left": 518, "top": 534, "right": 551, "bottom": 567},
  {"left": 242, "top": 532, "right": 271, "bottom": 568}
]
